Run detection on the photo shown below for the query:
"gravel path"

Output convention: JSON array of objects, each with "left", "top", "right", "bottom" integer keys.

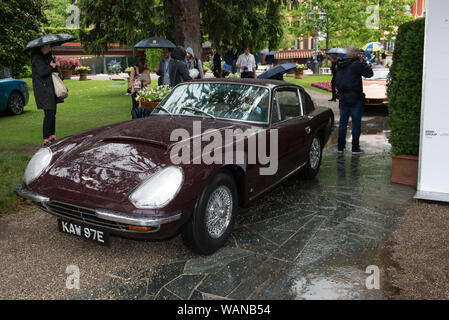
[{"left": 385, "top": 201, "right": 449, "bottom": 299}]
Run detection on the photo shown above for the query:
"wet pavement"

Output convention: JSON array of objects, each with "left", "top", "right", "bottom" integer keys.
[{"left": 0, "top": 103, "right": 416, "bottom": 300}]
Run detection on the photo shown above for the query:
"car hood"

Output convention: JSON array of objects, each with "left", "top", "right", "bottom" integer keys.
[
  {"left": 34, "top": 116, "right": 262, "bottom": 207},
  {"left": 363, "top": 80, "right": 387, "bottom": 100}
]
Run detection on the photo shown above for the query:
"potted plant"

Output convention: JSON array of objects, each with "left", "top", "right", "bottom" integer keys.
[
  {"left": 135, "top": 85, "right": 171, "bottom": 112},
  {"left": 56, "top": 57, "right": 80, "bottom": 80},
  {"left": 387, "top": 19, "right": 425, "bottom": 186},
  {"left": 75, "top": 66, "right": 90, "bottom": 81},
  {"left": 295, "top": 64, "right": 306, "bottom": 79},
  {"left": 108, "top": 59, "right": 121, "bottom": 74},
  {"left": 125, "top": 67, "right": 133, "bottom": 76}
]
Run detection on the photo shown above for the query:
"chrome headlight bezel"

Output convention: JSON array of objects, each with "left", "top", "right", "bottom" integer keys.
[
  {"left": 129, "top": 166, "right": 184, "bottom": 209},
  {"left": 23, "top": 147, "right": 53, "bottom": 185}
]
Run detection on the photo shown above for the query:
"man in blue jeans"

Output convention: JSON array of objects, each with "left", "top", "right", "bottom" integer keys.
[{"left": 335, "top": 46, "right": 373, "bottom": 154}]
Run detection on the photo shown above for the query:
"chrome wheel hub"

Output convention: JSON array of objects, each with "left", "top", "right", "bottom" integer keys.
[
  {"left": 309, "top": 137, "right": 321, "bottom": 170},
  {"left": 205, "top": 186, "right": 233, "bottom": 239}
]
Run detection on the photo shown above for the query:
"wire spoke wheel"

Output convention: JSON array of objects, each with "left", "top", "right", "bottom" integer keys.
[
  {"left": 309, "top": 137, "right": 321, "bottom": 170},
  {"left": 205, "top": 185, "right": 233, "bottom": 239}
]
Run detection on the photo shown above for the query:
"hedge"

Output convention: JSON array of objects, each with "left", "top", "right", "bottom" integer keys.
[
  {"left": 42, "top": 27, "right": 81, "bottom": 40},
  {"left": 387, "top": 19, "right": 425, "bottom": 155}
]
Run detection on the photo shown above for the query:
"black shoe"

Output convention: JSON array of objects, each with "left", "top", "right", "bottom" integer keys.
[
  {"left": 329, "top": 98, "right": 337, "bottom": 102},
  {"left": 352, "top": 148, "right": 364, "bottom": 154}
]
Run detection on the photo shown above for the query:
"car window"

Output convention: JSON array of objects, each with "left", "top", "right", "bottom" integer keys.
[
  {"left": 155, "top": 83, "right": 270, "bottom": 123},
  {"left": 271, "top": 89, "right": 302, "bottom": 123}
]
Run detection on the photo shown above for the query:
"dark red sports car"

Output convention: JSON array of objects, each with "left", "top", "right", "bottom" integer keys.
[{"left": 16, "top": 79, "right": 334, "bottom": 254}]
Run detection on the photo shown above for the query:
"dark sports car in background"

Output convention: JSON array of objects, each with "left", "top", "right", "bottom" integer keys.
[
  {"left": 16, "top": 79, "right": 334, "bottom": 254},
  {"left": 0, "top": 77, "right": 29, "bottom": 115}
]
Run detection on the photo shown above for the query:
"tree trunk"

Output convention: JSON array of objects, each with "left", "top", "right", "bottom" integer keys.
[{"left": 171, "top": 0, "right": 202, "bottom": 59}]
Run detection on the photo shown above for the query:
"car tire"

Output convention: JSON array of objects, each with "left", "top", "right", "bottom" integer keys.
[
  {"left": 182, "top": 172, "right": 237, "bottom": 255},
  {"left": 299, "top": 135, "right": 322, "bottom": 180},
  {"left": 7, "top": 91, "right": 24, "bottom": 115}
]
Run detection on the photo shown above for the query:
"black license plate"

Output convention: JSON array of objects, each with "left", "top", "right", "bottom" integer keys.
[{"left": 58, "top": 219, "right": 110, "bottom": 246}]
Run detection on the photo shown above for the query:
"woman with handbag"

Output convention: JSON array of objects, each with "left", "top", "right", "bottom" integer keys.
[
  {"left": 129, "top": 57, "right": 151, "bottom": 112},
  {"left": 31, "top": 44, "right": 61, "bottom": 146}
]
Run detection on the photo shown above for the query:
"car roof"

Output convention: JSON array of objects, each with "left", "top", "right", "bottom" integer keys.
[{"left": 187, "top": 78, "right": 296, "bottom": 89}]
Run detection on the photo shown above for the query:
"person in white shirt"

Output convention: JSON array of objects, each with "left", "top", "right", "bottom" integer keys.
[{"left": 236, "top": 47, "right": 257, "bottom": 78}]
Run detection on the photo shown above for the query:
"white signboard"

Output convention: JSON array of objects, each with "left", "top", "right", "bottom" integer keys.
[{"left": 415, "top": 0, "right": 449, "bottom": 202}]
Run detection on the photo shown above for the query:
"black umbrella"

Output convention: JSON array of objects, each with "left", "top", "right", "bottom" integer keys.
[
  {"left": 258, "top": 63, "right": 297, "bottom": 80},
  {"left": 134, "top": 37, "right": 176, "bottom": 49},
  {"left": 23, "top": 34, "right": 77, "bottom": 53},
  {"left": 326, "top": 48, "right": 346, "bottom": 58}
]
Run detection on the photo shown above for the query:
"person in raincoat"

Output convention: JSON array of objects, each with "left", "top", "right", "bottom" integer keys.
[
  {"left": 169, "top": 46, "right": 192, "bottom": 87},
  {"left": 185, "top": 47, "right": 204, "bottom": 79},
  {"left": 31, "top": 44, "right": 60, "bottom": 146}
]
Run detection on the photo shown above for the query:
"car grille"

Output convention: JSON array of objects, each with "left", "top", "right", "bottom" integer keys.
[{"left": 36, "top": 201, "right": 129, "bottom": 231}]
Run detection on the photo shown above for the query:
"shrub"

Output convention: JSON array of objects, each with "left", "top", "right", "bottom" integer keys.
[
  {"left": 75, "top": 66, "right": 91, "bottom": 72},
  {"left": 42, "top": 27, "right": 81, "bottom": 40},
  {"left": 387, "top": 19, "right": 425, "bottom": 155},
  {"left": 146, "top": 49, "right": 164, "bottom": 72}
]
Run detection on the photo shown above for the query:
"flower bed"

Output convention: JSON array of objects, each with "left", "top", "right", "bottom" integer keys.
[{"left": 311, "top": 81, "right": 332, "bottom": 92}]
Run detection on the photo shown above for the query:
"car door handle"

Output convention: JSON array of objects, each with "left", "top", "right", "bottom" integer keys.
[{"left": 305, "top": 126, "right": 311, "bottom": 135}]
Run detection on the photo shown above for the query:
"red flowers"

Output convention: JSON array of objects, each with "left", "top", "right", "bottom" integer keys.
[{"left": 311, "top": 82, "right": 332, "bottom": 92}]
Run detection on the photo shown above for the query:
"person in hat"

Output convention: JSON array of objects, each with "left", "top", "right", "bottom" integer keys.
[
  {"left": 185, "top": 47, "right": 204, "bottom": 79},
  {"left": 31, "top": 44, "right": 61, "bottom": 146}
]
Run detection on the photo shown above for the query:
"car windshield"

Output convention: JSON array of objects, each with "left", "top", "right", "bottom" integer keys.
[
  {"left": 364, "top": 69, "right": 389, "bottom": 80},
  {"left": 153, "top": 83, "right": 270, "bottom": 123}
]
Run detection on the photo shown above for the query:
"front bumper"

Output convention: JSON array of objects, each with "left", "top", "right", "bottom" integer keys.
[{"left": 14, "top": 185, "right": 182, "bottom": 234}]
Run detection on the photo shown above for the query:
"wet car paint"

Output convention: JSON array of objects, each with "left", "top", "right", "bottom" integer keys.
[{"left": 22, "top": 81, "right": 334, "bottom": 240}]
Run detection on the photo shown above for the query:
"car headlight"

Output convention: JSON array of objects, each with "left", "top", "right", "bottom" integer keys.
[
  {"left": 129, "top": 166, "right": 184, "bottom": 209},
  {"left": 23, "top": 148, "right": 53, "bottom": 185}
]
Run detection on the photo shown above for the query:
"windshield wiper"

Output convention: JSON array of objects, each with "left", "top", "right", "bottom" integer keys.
[
  {"left": 155, "top": 104, "right": 172, "bottom": 116},
  {"left": 181, "top": 106, "right": 216, "bottom": 119}
]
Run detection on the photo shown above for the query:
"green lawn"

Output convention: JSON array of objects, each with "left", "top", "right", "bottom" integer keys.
[
  {"left": 0, "top": 79, "right": 139, "bottom": 215},
  {"left": 0, "top": 75, "right": 330, "bottom": 215},
  {"left": 285, "top": 75, "right": 332, "bottom": 95}
]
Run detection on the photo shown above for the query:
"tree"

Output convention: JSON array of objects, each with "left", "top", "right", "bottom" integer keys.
[
  {"left": 77, "top": 0, "right": 287, "bottom": 57},
  {"left": 44, "top": 0, "right": 73, "bottom": 27},
  {"left": 289, "top": 0, "right": 415, "bottom": 50},
  {"left": 0, "top": 0, "right": 48, "bottom": 77},
  {"left": 200, "top": 0, "right": 286, "bottom": 52}
]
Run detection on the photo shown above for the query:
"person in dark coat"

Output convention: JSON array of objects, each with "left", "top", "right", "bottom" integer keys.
[
  {"left": 335, "top": 45, "right": 373, "bottom": 154},
  {"left": 156, "top": 48, "right": 174, "bottom": 86},
  {"left": 31, "top": 44, "right": 60, "bottom": 146},
  {"left": 212, "top": 50, "right": 222, "bottom": 78},
  {"left": 329, "top": 53, "right": 341, "bottom": 102},
  {"left": 169, "top": 46, "right": 192, "bottom": 87}
]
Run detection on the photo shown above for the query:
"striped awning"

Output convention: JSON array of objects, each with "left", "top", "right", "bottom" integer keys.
[{"left": 275, "top": 50, "right": 315, "bottom": 60}]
